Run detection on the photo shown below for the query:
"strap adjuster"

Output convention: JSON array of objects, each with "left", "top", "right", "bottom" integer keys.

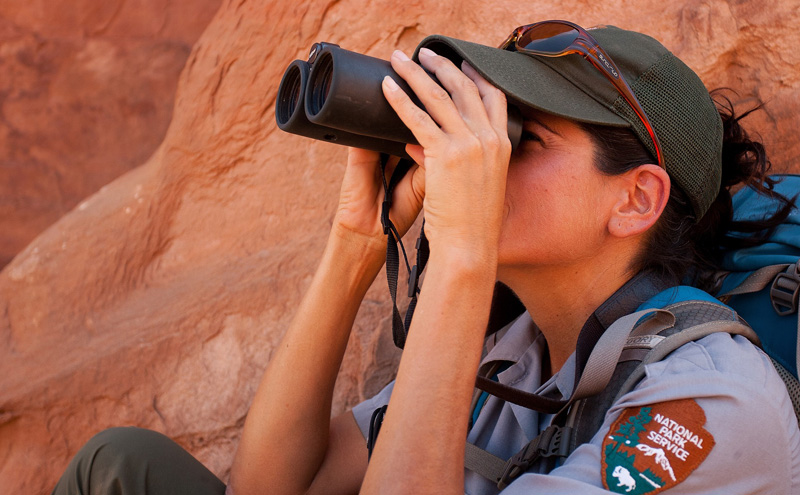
[
  {"left": 407, "top": 237, "right": 424, "bottom": 298},
  {"left": 497, "top": 425, "right": 571, "bottom": 489},
  {"left": 380, "top": 200, "right": 392, "bottom": 235},
  {"left": 771, "top": 260, "right": 800, "bottom": 316}
]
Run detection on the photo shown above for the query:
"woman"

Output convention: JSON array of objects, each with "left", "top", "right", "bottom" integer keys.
[{"left": 53, "top": 22, "right": 800, "bottom": 494}]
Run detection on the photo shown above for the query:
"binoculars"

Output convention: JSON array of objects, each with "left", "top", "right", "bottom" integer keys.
[{"left": 275, "top": 42, "right": 522, "bottom": 158}]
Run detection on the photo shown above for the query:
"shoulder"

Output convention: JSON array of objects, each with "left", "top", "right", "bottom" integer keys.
[
  {"left": 568, "top": 285, "right": 800, "bottom": 493},
  {"left": 647, "top": 331, "right": 776, "bottom": 388},
  {"left": 603, "top": 331, "right": 800, "bottom": 493}
]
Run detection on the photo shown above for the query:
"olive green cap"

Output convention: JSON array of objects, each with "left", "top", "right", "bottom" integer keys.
[{"left": 414, "top": 25, "right": 722, "bottom": 220}]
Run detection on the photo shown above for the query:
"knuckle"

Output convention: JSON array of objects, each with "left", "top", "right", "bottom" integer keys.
[
  {"left": 426, "top": 53, "right": 454, "bottom": 71},
  {"left": 481, "top": 131, "right": 501, "bottom": 150},
  {"left": 456, "top": 76, "right": 480, "bottom": 96},
  {"left": 500, "top": 136, "right": 513, "bottom": 155},
  {"left": 427, "top": 85, "right": 451, "bottom": 102},
  {"left": 489, "top": 85, "right": 507, "bottom": 100},
  {"left": 459, "top": 134, "right": 483, "bottom": 154},
  {"left": 497, "top": 137, "right": 513, "bottom": 158},
  {"left": 410, "top": 107, "right": 431, "bottom": 127}
]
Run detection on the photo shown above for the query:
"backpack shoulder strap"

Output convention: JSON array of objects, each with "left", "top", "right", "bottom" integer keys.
[
  {"left": 476, "top": 298, "right": 760, "bottom": 490},
  {"left": 564, "top": 299, "right": 743, "bottom": 454},
  {"left": 464, "top": 308, "right": 676, "bottom": 488},
  {"left": 609, "top": 305, "right": 800, "bottom": 426},
  {"left": 611, "top": 317, "right": 759, "bottom": 403}
]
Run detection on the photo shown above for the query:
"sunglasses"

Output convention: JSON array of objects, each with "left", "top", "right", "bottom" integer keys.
[{"left": 499, "top": 20, "right": 664, "bottom": 168}]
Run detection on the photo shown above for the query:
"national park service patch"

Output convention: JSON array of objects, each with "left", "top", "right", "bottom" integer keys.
[{"left": 601, "top": 399, "right": 715, "bottom": 494}]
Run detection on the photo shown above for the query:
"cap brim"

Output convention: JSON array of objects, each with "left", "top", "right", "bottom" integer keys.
[{"left": 413, "top": 35, "right": 629, "bottom": 127}]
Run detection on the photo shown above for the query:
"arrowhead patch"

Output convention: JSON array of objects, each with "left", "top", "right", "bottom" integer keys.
[{"left": 601, "top": 399, "right": 715, "bottom": 494}]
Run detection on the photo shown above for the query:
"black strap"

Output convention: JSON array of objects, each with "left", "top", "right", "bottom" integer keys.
[
  {"left": 367, "top": 405, "right": 388, "bottom": 460},
  {"left": 403, "top": 223, "right": 429, "bottom": 333},
  {"left": 379, "top": 155, "right": 428, "bottom": 349},
  {"left": 497, "top": 424, "right": 572, "bottom": 489},
  {"left": 474, "top": 271, "right": 670, "bottom": 413},
  {"left": 474, "top": 375, "right": 565, "bottom": 414}
]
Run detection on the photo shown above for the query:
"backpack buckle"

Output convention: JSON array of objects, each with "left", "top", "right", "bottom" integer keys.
[
  {"left": 497, "top": 425, "right": 572, "bottom": 489},
  {"left": 770, "top": 261, "right": 800, "bottom": 316}
]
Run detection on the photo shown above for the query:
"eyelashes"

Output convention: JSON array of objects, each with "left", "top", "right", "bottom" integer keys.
[{"left": 521, "top": 130, "right": 543, "bottom": 144}]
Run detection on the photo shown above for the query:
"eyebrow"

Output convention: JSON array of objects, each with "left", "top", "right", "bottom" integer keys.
[{"left": 525, "top": 116, "right": 562, "bottom": 138}]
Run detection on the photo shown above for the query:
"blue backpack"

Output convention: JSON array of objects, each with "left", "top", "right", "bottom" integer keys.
[{"left": 717, "top": 174, "right": 800, "bottom": 380}]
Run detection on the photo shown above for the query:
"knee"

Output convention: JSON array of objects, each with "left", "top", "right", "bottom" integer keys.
[
  {"left": 85, "top": 427, "right": 173, "bottom": 457},
  {"left": 53, "top": 427, "right": 171, "bottom": 495}
]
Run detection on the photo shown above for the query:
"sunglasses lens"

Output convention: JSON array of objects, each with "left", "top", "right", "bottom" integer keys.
[{"left": 518, "top": 24, "right": 579, "bottom": 54}]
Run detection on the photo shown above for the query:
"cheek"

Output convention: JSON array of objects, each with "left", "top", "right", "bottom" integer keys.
[{"left": 499, "top": 167, "right": 609, "bottom": 263}]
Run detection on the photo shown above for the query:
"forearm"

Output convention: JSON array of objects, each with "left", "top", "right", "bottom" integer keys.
[
  {"left": 229, "top": 231, "right": 385, "bottom": 495},
  {"left": 361, "top": 249, "right": 498, "bottom": 494}
]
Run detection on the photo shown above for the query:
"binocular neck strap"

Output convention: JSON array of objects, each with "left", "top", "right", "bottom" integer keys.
[{"left": 379, "top": 155, "right": 428, "bottom": 349}]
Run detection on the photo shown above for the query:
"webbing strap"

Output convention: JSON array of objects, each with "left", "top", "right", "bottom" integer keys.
[
  {"left": 379, "top": 155, "right": 425, "bottom": 348},
  {"left": 473, "top": 272, "right": 670, "bottom": 413},
  {"left": 612, "top": 320, "right": 760, "bottom": 404},
  {"left": 403, "top": 226, "right": 429, "bottom": 336},
  {"left": 466, "top": 308, "right": 673, "bottom": 488},
  {"left": 465, "top": 425, "right": 571, "bottom": 489},
  {"left": 569, "top": 309, "right": 674, "bottom": 401},
  {"left": 464, "top": 442, "right": 506, "bottom": 484},
  {"left": 717, "top": 262, "right": 800, "bottom": 387},
  {"left": 718, "top": 264, "right": 789, "bottom": 297},
  {"left": 473, "top": 376, "right": 565, "bottom": 414}
]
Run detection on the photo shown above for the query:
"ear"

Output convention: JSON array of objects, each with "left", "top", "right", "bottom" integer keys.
[{"left": 608, "top": 164, "right": 670, "bottom": 238}]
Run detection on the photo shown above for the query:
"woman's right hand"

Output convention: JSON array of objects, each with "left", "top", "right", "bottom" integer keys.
[{"left": 331, "top": 147, "right": 425, "bottom": 255}]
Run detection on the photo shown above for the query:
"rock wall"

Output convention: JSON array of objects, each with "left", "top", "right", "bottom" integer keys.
[
  {"left": 2, "top": 0, "right": 799, "bottom": 493},
  {"left": 0, "top": 0, "right": 222, "bottom": 268}
]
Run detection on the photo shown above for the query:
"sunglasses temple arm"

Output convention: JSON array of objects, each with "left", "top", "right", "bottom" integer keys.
[{"left": 581, "top": 43, "right": 665, "bottom": 167}]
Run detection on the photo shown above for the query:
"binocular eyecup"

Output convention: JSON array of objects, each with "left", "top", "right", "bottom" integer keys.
[{"left": 275, "top": 43, "right": 522, "bottom": 158}]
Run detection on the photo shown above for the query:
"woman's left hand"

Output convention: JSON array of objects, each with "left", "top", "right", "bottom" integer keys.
[{"left": 381, "top": 48, "right": 512, "bottom": 265}]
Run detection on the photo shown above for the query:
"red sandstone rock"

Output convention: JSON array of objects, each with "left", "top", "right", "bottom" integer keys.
[
  {"left": 0, "top": 0, "right": 222, "bottom": 268},
  {"left": 1, "top": 0, "right": 799, "bottom": 493}
]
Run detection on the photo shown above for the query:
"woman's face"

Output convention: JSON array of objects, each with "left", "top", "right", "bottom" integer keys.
[{"left": 497, "top": 109, "right": 626, "bottom": 279}]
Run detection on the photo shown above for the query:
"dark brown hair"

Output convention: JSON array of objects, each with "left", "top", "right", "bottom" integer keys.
[{"left": 581, "top": 91, "right": 796, "bottom": 292}]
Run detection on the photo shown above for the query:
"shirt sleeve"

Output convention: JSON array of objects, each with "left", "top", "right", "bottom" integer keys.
[
  {"left": 503, "top": 333, "right": 800, "bottom": 494},
  {"left": 351, "top": 379, "right": 396, "bottom": 441}
]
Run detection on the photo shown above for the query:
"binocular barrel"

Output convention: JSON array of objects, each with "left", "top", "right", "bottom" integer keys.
[
  {"left": 276, "top": 43, "right": 522, "bottom": 156},
  {"left": 275, "top": 58, "right": 410, "bottom": 157}
]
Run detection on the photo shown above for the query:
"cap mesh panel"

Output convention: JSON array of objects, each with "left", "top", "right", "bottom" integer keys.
[{"left": 613, "top": 53, "right": 722, "bottom": 219}]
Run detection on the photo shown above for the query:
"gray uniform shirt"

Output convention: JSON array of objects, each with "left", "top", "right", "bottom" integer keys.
[{"left": 352, "top": 312, "right": 800, "bottom": 494}]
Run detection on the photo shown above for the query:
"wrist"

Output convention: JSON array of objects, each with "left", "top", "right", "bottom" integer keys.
[
  {"left": 322, "top": 225, "right": 387, "bottom": 291},
  {"left": 423, "top": 246, "right": 498, "bottom": 308},
  {"left": 330, "top": 220, "right": 387, "bottom": 257},
  {"left": 426, "top": 240, "right": 499, "bottom": 278}
]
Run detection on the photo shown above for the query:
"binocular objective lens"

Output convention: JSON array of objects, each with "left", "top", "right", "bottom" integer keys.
[
  {"left": 277, "top": 65, "right": 303, "bottom": 125},
  {"left": 308, "top": 52, "right": 334, "bottom": 116}
]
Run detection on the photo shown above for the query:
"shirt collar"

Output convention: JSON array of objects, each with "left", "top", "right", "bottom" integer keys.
[{"left": 480, "top": 311, "right": 543, "bottom": 368}]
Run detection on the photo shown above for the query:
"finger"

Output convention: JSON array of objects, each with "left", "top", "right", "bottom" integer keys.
[
  {"left": 388, "top": 50, "right": 467, "bottom": 134},
  {"left": 382, "top": 72, "right": 445, "bottom": 150},
  {"left": 347, "top": 147, "right": 381, "bottom": 167},
  {"left": 461, "top": 62, "right": 509, "bottom": 137},
  {"left": 417, "top": 48, "right": 492, "bottom": 131},
  {"left": 394, "top": 161, "right": 425, "bottom": 214},
  {"left": 404, "top": 144, "right": 425, "bottom": 166},
  {"left": 343, "top": 147, "right": 383, "bottom": 195}
]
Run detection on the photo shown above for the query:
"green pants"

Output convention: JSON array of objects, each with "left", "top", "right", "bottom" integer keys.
[{"left": 52, "top": 427, "right": 226, "bottom": 495}]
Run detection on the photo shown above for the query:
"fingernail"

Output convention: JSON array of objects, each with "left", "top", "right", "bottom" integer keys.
[
  {"left": 383, "top": 76, "right": 400, "bottom": 91},
  {"left": 419, "top": 47, "right": 436, "bottom": 58},
  {"left": 392, "top": 50, "right": 410, "bottom": 62}
]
